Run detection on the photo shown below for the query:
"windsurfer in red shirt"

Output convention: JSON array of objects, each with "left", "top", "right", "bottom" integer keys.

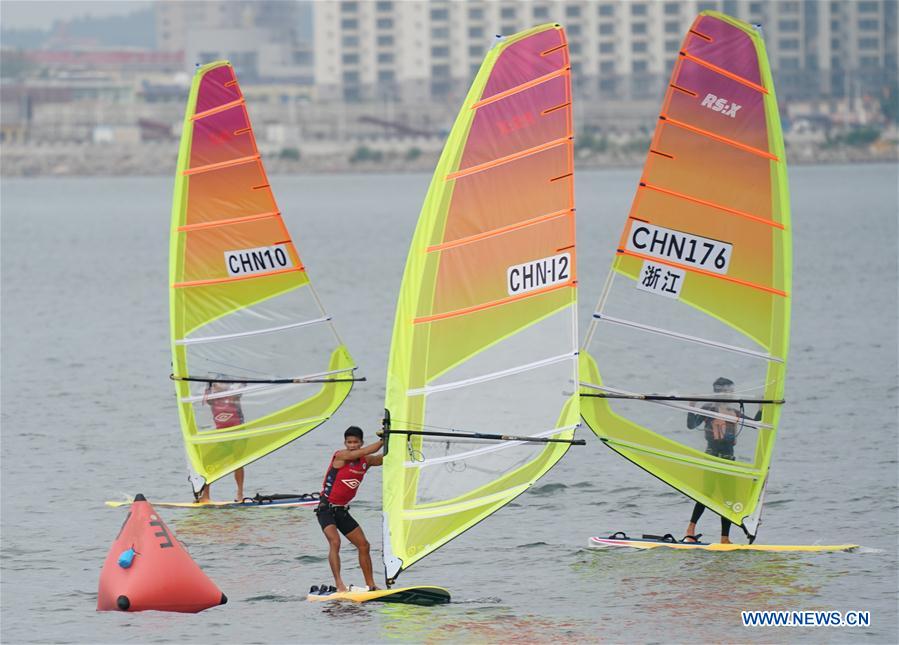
[
  {"left": 316, "top": 426, "right": 383, "bottom": 592},
  {"left": 197, "top": 380, "right": 246, "bottom": 502}
]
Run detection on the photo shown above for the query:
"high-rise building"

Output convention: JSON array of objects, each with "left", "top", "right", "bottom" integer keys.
[
  {"left": 313, "top": 0, "right": 897, "bottom": 104},
  {"left": 156, "top": 0, "right": 313, "bottom": 83}
]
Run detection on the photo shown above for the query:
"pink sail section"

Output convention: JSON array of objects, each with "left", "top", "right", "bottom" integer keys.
[
  {"left": 421, "top": 26, "right": 574, "bottom": 335},
  {"left": 612, "top": 10, "right": 788, "bottom": 343},
  {"left": 683, "top": 15, "right": 762, "bottom": 87},
  {"left": 481, "top": 28, "right": 568, "bottom": 100},
  {"left": 179, "top": 63, "right": 301, "bottom": 286},
  {"left": 194, "top": 65, "right": 242, "bottom": 113}
]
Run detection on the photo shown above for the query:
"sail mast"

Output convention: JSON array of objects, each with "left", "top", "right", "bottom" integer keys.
[{"left": 381, "top": 24, "right": 580, "bottom": 585}]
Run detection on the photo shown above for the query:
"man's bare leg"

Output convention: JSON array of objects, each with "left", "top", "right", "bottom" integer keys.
[
  {"left": 684, "top": 521, "right": 699, "bottom": 542},
  {"left": 234, "top": 467, "right": 245, "bottom": 501},
  {"left": 323, "top": 525, "right": 347, "bottom": 591},
  {"left": 198, "top": 484, "right": 211, "bottom": 503},
  {"left": 344, "top": 526, "right": 377, "bottom": 590}
]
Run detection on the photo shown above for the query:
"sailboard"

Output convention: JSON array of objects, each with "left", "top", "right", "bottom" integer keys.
[
  {"left": 306, "top": 585, "right": 450, "bottom": 606},
  {"left": 105, "top": 493, "right": 320, "bottom": 509},
  {"left": 379, "top": 24, "right": 582, "bottom": 598},
  {"left": 161, "top": 61, "right": 361, "bottom": 503},
  {"left": 579, "top": 12, "right": 791, "bottom": 542},
  {"left": 588, "top": 534, "right": 858, "bottom": 553}
]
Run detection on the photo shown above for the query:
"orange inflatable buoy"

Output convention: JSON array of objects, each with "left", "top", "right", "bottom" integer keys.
[{"left": 97, "top": 494, "right": 226, "bottom": 613}]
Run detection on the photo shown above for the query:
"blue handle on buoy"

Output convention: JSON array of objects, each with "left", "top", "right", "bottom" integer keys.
[{"left": 118, "top": 548, "right": 137, "bottom": 569}]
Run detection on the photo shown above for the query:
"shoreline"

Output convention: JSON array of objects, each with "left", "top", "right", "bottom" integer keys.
[{"left": 1, "top": 142, "right": 896, "bottom": 178}]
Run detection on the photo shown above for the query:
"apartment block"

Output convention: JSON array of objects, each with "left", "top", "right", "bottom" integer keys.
[{"left": 313, "top": 0, "right": 897, "bottom": 104}]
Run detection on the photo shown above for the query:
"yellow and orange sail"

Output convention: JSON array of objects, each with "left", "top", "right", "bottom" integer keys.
[
  {"left": 580, "top": 12, "right": 791, "bottom": 540},
  {"left": 382, "top": 24, "right": 579, "bottom": 584},
  {"left": 169, "top": 62, "right": 358, "bottom": 494}
]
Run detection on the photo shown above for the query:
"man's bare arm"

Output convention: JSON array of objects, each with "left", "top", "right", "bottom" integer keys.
[
  {"left": 334, "top": 440, "right": 383, "bottom": 465},
  {"left": 364, "top": 454, "right": 383, "bottom": 467}
]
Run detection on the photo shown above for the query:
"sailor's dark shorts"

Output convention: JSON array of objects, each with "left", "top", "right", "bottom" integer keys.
[{"left": 315, "top": 502, "right": 359, "bottom": 536}]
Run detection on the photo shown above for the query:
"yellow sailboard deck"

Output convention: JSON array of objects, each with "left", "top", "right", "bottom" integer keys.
[
  {"left": 589, "top": 536, "right": 858, "bottom": 553},
  {"left": 306, "top": 586, "right": 450, "bottom": 606}
]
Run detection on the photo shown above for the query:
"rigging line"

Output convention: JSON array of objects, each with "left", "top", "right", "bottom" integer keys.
[
  {"left": 182, "top": 154, "right": 260, "bottom": 176},
  {"left": 382, "top": 428, "right": 585, "bottom": 445},
  {"left": 172, "top": 374, "right": 364, "bottom": 385},
  {"left": 406, "top": 352, "right": 575, "bottom": 397},
  {"left": 179, "top": 367, "right": 359, "bottom": 403},
  {"left": 413, "top": 279, "right": 574, "bottom": 324},
  {"left": 582, "top": 383, "right": 773, "bottom": 429},
  {"left": 191, "top": 98, "right": 245, "bottom": 121},
  {"left": 471, "top": 66, "right": 570, "bottom": 110},
  {"left": 426, "top": 208, "right": 573, "bottom": 253},
  {"left": 579, "top": 392, "right": 784, "bottom": 404},
  {"left": 177, "top": 211, "right": 281, "bottom": 232},
  {"left": 639, "top": 182, "right": 785, "bottom": 229},
  {"left": 445, "top": 136, "right": 571, "bottom": 181},
  {"left": 407, "top": 426, "right": 580, "bottom": 467},
  {"left": 679, "top": 51, "right": 768, "bottom": 94},
  {"left": 173, "top": 265, "right": 304, "bottom": 288},
  {"left": 176, "top": 316, "right": 330, "bottom": 345},
  {"left": 659, "top": 115, "right": 779, "bottom": 161},
  {"left": 592, "top": 313, "right": 784, "bottom": 362}
]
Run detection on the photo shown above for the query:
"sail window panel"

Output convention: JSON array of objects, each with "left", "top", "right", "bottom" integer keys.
[
  {"left": 589, "top": 391, "right": 763, "bottom": 468},
  {"left": 683, "top": 15, "right": 763, "bottom": 87},
  {"left": 481, "top": 28, "right": 568, "bottom": 100},
  {"left": 181, "top": 217, "right": 297, "bottom": 283},
  {"left": 460, "top": 76, "right": 570, "bottom": 169},
  {"left": 602, "top": 268, "right": 777, "bottom": 355},
  {"left": 190, "top": 380, "right": 331, "bottom": 433},
  {"left": 189, "top": 105, "right": 257, "bottom": 170},
  {"left": 439, "top": 145, "right": 570, "bottom": 246},
  {"left": 184, "top": 316, "right": 340, "bottom": 384},
  {"left": 186, "top": 163, "right": 276, "bottom": 226},
  {"left": 613, "top": 442, "right": 759, "bottom": 512},
  {"left": 411, "top": 359, "right": 576, "bottom": 505},
  {"left": 423, "top": 306, "right": 574, "bottom": 390},
  {"left": 645, "top": 124, "right": 773, "bottom": 222},
  {"left": 667, "top": 58, "right": 769, "bottom": 152},
  {"left": 632, "top": 188, "right": 783, "bottom": 292},
  {"left": 424, "top": 217, "right": 573, "bottom": 319},
  {"left": 181, "top": 286, "right": 328, "bottom": 344},
  {"left": 195, "top": 65, "right": 242, "bottom": 114}
]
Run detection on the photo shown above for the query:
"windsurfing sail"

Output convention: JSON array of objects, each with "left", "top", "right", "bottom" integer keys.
[
  {"left": 169, "top": 61, "right": 360, "bottom": 495},
  {"left": 579, "top": 12, "right": 791, "bottom": 540},
  {"left": 381, "top": 24, "right": 580, "bottom": 584}
]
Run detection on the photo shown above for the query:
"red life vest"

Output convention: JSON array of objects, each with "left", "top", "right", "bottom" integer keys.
[
  {"left": 320, "top": 452, "right": 369, "bottom": 506},
  {"left": 208, "top": 395, "right": 243, "bottom": 429}
]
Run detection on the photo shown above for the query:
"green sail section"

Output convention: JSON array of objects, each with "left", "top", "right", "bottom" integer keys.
[
  {"left": 382, "top": 24, "right": 579, "bottom": 583},
  {"left": 169, "top": 62, "right": 357, "bottom": 491},
  {"left": 580, "top": 12, "right": 791, "bottom": 538}
]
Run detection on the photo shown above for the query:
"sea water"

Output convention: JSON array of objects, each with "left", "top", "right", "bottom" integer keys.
[{"left": 2, "top": 164, "right": 897, "bottom": 643}]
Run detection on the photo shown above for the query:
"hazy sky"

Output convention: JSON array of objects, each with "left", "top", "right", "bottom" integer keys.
[{"left": 1, "top": 0, "right": 150, "bottom": 30}]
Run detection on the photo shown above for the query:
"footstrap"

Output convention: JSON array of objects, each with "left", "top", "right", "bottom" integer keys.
[
  {"left": 607, "top": 531, "right": 630, "bottom": 540},
  {"left": 642, "top": 533, "right": 677, "bottom": 542}
]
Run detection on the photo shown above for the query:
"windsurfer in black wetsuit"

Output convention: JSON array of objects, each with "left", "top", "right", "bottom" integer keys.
[{"left": 684, "top": 377, "right": 761, "bottom": 543}]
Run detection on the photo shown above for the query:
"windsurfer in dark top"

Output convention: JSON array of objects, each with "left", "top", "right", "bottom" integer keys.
[
  {"left": 684, "top": 377, "right": 761, "bottom": 543},
  {"left": 316, "top": 426, "right": 383, "bottom": 592},
  {"left": 198, "top": 380, "right": 246, "bottom": 502}
]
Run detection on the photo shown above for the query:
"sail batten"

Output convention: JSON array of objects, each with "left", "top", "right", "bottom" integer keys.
[
  {"left": 383, "top": 24, "right": 578, "bottom": 583},
  {"left": 580, "top": 12, "right": 790, "bottom": 540},
  {"left": 170, "top": 61, "right": 356, "bottom": 492}
]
